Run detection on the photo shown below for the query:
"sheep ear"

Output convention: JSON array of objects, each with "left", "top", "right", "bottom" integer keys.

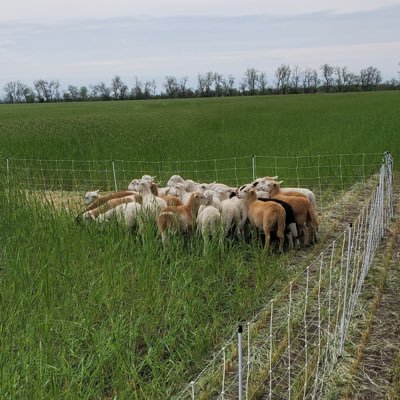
[
  {"left": 272, "top": 176, "right": 278, "bottom": 180},
  {"left": 277, "top": 180, "right": 283, "bottom": 185},
  {"left": 96, "top": 189, "right": 100, "bottom": 194}
]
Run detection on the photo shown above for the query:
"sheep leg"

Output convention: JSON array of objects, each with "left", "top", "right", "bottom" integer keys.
[
  {"left": 262, "top": 224, "right": 271, "bottom": 254},
  {"left": 288, "top": 222, "right": 300, "bottom": 250},
  {"left": 286, "top": 232, "right": 294, "bottom": 251}
]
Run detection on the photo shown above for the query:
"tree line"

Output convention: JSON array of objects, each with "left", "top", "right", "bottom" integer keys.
[{"left": 2, "top": 63, "right": 399, "bottom": 104}]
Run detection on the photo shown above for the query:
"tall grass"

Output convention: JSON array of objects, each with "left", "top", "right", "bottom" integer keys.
[
  {"left": 0, "top": 92, "right": 399, "bottom": 162},
  {"left": 0, "top": 184, "right": 292, "bottom": 398}
]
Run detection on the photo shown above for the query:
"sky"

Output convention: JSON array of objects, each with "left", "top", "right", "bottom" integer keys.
[{"left": 1, "top": 0, "right": 400, "bottom": 93}]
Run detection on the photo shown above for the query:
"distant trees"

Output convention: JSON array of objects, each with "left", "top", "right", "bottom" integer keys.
[
  {"left": 33, "top": 79, "right": 60, "bottom": 102},
  {"left": 1, "top": 63, "right": 399, "bottom": 104},
  {"left": 320, "top": 64, "right": 335, "bottom": 93},
  {"left": 275, "top": 64, "right": 291, "bottom": 94},
  {"left": 3, "top": 81, "right": 35, "bottom": 103},
  {"left": 360, "top": 66, "right": 382, "bottom": 91},
  {"left": 111, "top": 75, "right": 128, "bottom": 100}
]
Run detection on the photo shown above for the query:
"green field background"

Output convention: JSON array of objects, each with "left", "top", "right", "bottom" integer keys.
[{"left": 1, "top": 91, "right": 399, "bottom": 161}]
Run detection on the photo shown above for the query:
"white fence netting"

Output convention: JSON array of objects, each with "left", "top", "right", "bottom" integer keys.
[
  {"left": 2, "top": 153, "right": 383, "bottom": 194},
  {"left": 174, "top": 152, "right": 393, "bottom": 399}
]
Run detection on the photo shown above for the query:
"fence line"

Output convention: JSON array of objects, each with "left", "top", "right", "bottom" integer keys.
[
  {"left": 2, "top": 153, "right": 383, "bottom": 194},
  {"left": 175, "top": 152, "right": 393, "bottom": 399}
]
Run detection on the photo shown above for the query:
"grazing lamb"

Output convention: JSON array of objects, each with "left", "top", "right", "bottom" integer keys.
[
  {"left": 199, "top": 190, "right": 221, "bottom": 211},
  {"left": 96, "top": 202, "right": 143, "bottom": 231},
  {"left": 79, "top": 195, "right": 137, "bottom": 224},
  {"left": 252, "top": 178, "right": 317, "bottom": 209},
  {"left": 128, "top": 177, "right": 159, "bottom": 196},
  {"left": 136, "top": 179, "right": 167, "bottom": 218},
  {"left": 213, "top": 187, "right": 237, "bottom": 202},
  {"left": 157, "top": 192, "right": 207, "bottom": 245},
  {"left": 255, "top": 197, "right": 299, "bottom": 250},
  {"left": 167, "top": 174, "right": 185, "bottom": 187},
  {"left": 240, "top": 188, "right": 286, "bottom": 253},
  {"left": 196, "top": 195, "right": 222, "bottom": 247},
  {"left": 173, "top": 182, "right": 193, "bottom": 205},
  {"left": 84, "top": 190, "right": 138, "bottom": 210},
  {"left": 220, "top": 185, "right": 251, "bottom": 238},
  {"left": 160, "top": 195, "right": 183, "bottom": 207},
  {"left": 271, "top": 193, "right": 319, "bottom": 247}
]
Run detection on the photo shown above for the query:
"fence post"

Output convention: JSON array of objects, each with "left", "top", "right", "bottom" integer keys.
[
  {"left": 252, "top": 155, "right": 256, "bottom": 181},
  {"left": 112, "top": 160, "right": 118, "bottom": 191},
  {"left": 238, "top": 324, "right": 243, "bottom": 400},
  {"left": 339, "top": 223, "right": 352, "bottom": 354}
]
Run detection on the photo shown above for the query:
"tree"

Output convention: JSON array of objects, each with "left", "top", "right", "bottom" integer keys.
[
  {"left": 132, "top": 77, "right": 143, "bottom": 99},
  {"left": 178, "top": 76, "right": 189, "bottom": 98},
  {"left": 290, "top": 65, "right": 303, "bottom": 94},
  {"left": 111, "top": 75, "right": 128, "bottom": 100},
  {"left": 213, "top": 73, "right": 223, "bottom": 96},
  {"left": 17, "top": 82, "right": 34, "bottom": 103},
  {"left": 302, "top": 68, "right": 319, "bottom": 93},
  {"left": 243, "top": 68, "right": 259, "bottom": 95},
  {"left": 33, "top": 79, "right": 60, "bottom": 102},
  {"left": 320, "top": 64, "right": 335, "bottom": 93},
  {"left": 3, "top": 81, "right": 18, "bottom": 103},
  {"left": 164, "top": 75, "right": 179, "bottom": 98},
  {"left": 197, "top": 72, "right": 214, "bottom": 97},
  {"left": 222, "top": 75, "right": 236, "bottom": 96},
  {"left": 92, "top": 82, "right": 111, "bottom": 100},
  {"left": 257, "top": 71, "right": 268, "bottom": 94},
  {"left": 275, "top": 64, "right": 291, "bottom": 94},
  {"left": 67, "top": 85, "right": 80, "bottom": 101},
  {"left": 79, "top": 86, "right": 88, "bottom": 101},
  {"left": 360, "top": 66, "right": 382, "bottom": 91}
]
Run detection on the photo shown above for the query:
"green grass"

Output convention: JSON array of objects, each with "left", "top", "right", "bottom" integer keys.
[
  {"left": 0, "top": 92, "right": 398, "bottom": 398},
  {"left": 0, "top": 189, "right": 290, "bottom": 399},
  {"left": 0, "top": 91, "right": 399, "bottom": 161}
]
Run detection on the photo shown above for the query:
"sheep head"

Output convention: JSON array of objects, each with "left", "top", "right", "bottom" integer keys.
[
  {"left": 128, "top": 179, "right": 139, "bottom": 191},
  {"left": 84, "top": 190, "right": 100, "bottom": 205}
]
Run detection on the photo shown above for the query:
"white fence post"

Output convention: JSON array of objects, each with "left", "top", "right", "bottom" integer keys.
[
  {"left": 238, "top": 324, "right": 243, "bottom": 400},
  {"left": 252, "top": 155, "right": 256, "bottom": 181},
  {"left": 112, "top": 160, "right": 118, "bottom": 191},
  {"left": 339, "top": 223, "right": 352, "bottom": 354}
]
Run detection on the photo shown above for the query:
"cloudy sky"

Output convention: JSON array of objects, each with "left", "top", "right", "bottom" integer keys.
[{"left": 1, "top": 0, "right": 400, "bottom": 92}]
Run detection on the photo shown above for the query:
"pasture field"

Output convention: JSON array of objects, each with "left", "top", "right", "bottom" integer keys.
[
  {"left": 0, "top": 92, "right": 399, "bottom": 398},
  {"left": 0, "top": 91, "right": 399, "bottom": 161}
]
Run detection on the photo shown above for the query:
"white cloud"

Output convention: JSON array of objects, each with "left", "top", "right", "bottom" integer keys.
[{"left": 2, "top": 0, "right": 400, "bottom": 22}]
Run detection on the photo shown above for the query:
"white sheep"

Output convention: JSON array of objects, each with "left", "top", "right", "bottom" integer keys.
[
  {"left": 173, "top": 182, "right": 193, "bottom": 206},
  {"left": 136, "top": 179, "right": 167, "bottom": 217},
  {"left": 200, "top": 189, "right": 221, "bottom": 211},
  {"left": 96, "top": 202, "right": 143, "bottom": 231},
  {"left": 167, "top": 174, "right": 185, "bottom": 187},
  {"left": 197, "top": 205, "right": 222, "bottom": 248},
  {"left": 220, "top": 185, "right": 251, "bottom": 238}
]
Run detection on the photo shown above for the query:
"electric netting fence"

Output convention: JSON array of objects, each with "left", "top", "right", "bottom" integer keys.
[
  {"left": 175, "top": 152, "right": 393, "bottom": 400},
  {"left": 2, "top": 153, "right": 383, "bottom": 194}
]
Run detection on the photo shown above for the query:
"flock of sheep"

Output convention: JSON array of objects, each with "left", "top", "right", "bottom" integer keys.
[{"left": 76, "top": 174, "right": 319, "bottom": 253}]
